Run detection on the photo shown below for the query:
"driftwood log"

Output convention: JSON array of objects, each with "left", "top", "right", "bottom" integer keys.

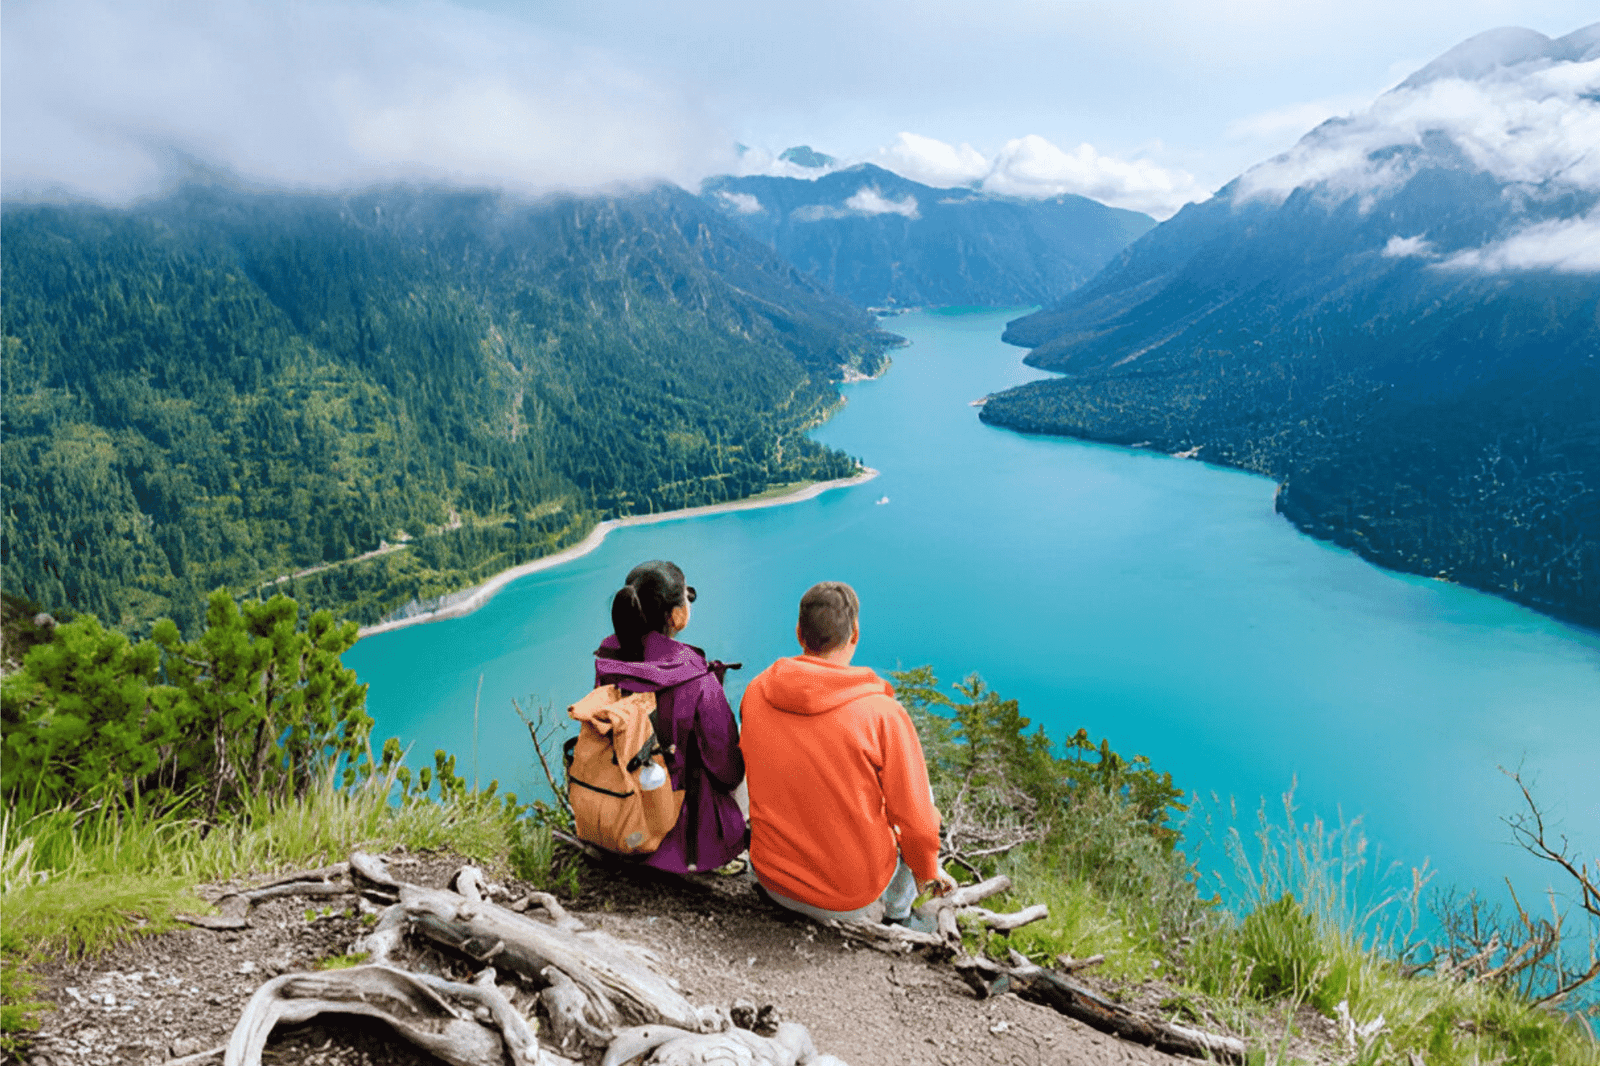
[
  {"left": 601, "top": 1023, "right": 849, "bottom": 1066},
  {"left": 223, "top": 964, "right": 558, "bottom": 1066},
  {"left": 204, "top": 851, "right": 846, "bottom": 1066},
  {"left": 953, "top": 953, "right": 1247, "bottom": 1063}
]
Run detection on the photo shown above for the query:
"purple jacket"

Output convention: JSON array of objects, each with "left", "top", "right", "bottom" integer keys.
[{"left": 594, "top": 631, "right": 747, "bottom": 873}]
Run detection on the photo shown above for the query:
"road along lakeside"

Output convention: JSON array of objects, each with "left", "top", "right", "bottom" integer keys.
[{"left": 356, "top": 468, "right": 880, "bottom": 638}]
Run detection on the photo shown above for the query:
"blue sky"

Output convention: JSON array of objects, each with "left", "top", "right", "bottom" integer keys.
[{"left": 4, "top": 0, "right": 1596, "bottom": 216}]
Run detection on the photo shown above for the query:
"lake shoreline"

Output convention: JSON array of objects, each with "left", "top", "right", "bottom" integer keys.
[{"left": 356, "top": 468, "right": 880, "bottom": 638}]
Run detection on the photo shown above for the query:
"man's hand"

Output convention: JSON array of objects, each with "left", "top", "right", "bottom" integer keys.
[{"left": 921, "top": 870, "right": 958, "bottom": 897}]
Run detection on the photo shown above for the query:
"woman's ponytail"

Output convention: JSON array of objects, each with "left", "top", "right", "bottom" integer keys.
[
  {"left": 611, "top": 584, "right": 650, "bottom": 662},
  {"left": 609, "top": 560, "right": 687, "bottom": 661}
]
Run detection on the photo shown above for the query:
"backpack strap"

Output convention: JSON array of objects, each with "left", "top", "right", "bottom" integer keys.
[{"left": 626, "top": 712, "right": 667, "bottom": 774}]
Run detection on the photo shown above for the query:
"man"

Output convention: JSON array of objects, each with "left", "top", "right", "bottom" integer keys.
[{"left": 740, "top": 581, "right": 955, "bottom": 928}]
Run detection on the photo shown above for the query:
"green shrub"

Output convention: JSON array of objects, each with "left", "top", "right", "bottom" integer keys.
[
  {"left": 892, "top": 667, "right": 1206, "bottom": 975},
  {"left": 2, "top": 591, "right": 371, "bottom": 821}
]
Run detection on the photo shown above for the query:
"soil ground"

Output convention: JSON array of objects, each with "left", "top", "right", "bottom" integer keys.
[{"left": 15, "top": 849, "right": 1334, "bottom": 1066}]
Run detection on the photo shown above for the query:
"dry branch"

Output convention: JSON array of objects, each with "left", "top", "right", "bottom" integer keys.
[
  {"left": 829, "top": 920, "right": 945, "bottom": 953},
  {"left": 244, "top": 862, "right": 350, "bottom": 890},
  {"left": 927, "top": 874, "right": 1012, "bottom": 911},
  {"left": 237, "top": 881, "right": 351, "bottom": 904},
  {"left": 1054, "top": 953, "right": 1106, "bottom": 973},
  {"left": 951, "top": 953, "right": 1245, "bottom": 1063},
  {"left": 223, "top": 965, "right": 514, "bottom": 1066},
  {"left": 515, "top": 696, "right": 575, "bottom": 822},
  {"left": 551, "top": 828, "right": 606, "bottom": 861},
  {"left": 352, "top": 851, "right": 708, "bottom": 1034},
  {"left": 959, "top": 904, "right": 1048, "bottom": 932},
  {"left": 511, "top": 891, "right": 587, "bottom": 932}
]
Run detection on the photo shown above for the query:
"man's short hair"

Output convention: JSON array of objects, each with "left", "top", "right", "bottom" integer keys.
[{"left": 798, "top": 581, "right": 859, "bottom": 654}]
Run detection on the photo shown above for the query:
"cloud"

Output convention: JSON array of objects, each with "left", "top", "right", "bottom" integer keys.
[
  {"left": 716, "top": 190, "right": 763, "bottom": 214},
  {"left": 789, "top": 185, "right": 919, "bottom": 222},
  {"left": 1235, "top": 48, "right": 1600, "bottom": 205},
  {"left": 979, "top": 135, "right": 1205, "bottom": 218},
  {"left": 1382, "top": 234, "right": 1434, "bottom": 258},
  {"left": 737, "top": 130, "right": 1200, "bottom": 218},
  {"left": 844, "top": 132, "right": 1201, "bottom": 218},
  {"left": 1, "top": 0, "right": 729, "bottom": 202},
  {"left": 791, "top": 204, "right": 847, "bottom": 221},
  {"left": 844, "top": 187, "right": 919, "bottom": 218},
  {"left": 867, "top": 132, "right": 988, "bottom": 187},
  {"left": 1437, "top": 213, "right": 1600, "bottom": 273}
]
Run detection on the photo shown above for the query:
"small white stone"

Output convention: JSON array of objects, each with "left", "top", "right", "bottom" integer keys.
[
  {"left": 237, "top": 960, "right": 257, "bottom": 974},
  {"left": 65, "top": 987, "right": 84, "bottom": 1003},
  {"left": 102, "top": 994, "right": 116, "bottom": 1007}
]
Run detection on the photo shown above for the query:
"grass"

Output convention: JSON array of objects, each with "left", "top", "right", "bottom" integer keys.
[
  {"left": 0, "top": 771, "right": 519, "bottom": 1055},
  {"left": 313, "top": 952, "right": 371, "bottom": 971},
  {"left": 507, "top": 815, "right": 583, "bottom": 896},
  {"left": 982, "top": 857, "right": 1164, "bottom": 982},
  {"left": 0, "top": 940, "right": 51, "bottom": 1058},
  {"left": 3, "top": 773, "right": 511, "bottom": 902},
  {"left": 1178, "top": 792, "right": 1600, "bottom": 1065}
]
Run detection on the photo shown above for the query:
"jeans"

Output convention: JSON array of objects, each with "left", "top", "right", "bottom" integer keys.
[{"left": 760, "top": 858, "right": 919, "bottom": 923}]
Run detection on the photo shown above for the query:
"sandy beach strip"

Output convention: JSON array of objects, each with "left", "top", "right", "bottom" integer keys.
[{"left": 356, "top": 467, "right": 880, "bottom": 639}]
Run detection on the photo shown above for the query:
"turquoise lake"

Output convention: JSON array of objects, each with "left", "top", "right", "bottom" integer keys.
[{"left": 346, "top": 307, "right": 1600, "bottom": 914}]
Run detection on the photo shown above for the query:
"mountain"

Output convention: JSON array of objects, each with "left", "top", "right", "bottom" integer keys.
[
  {"left": 1, "top": 183, "right": 897, "bottom": 633},
  {"left": 983, "top": 24, "right": 1600, "bottom": 627},
  {"left": 701, "top": 164, "right": 1154, "bottom": 309},
  {"left": 778, "top": 145, "right": 836, "bottom": 169}
]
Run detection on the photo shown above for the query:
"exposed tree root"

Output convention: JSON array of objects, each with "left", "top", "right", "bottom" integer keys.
[{"left": 205, "top": 851, "right": 847, "bottom": 1066}]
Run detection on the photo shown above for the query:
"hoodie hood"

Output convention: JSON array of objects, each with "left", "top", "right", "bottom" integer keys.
[
  {"left": 595, "top": 631, "right": 710, "bottom": 691},
  {"left": 750, "top": 656, "right": 894, "bottom": 716}
]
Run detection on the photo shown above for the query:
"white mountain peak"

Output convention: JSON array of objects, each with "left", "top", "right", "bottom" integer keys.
[{"left": 1235, "top": 22, "right": 1600, "bottom": 209}]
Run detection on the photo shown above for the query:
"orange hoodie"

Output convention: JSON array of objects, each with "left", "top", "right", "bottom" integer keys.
[{"left": 739, "top": 656, "right": 942, "bottom": 912}]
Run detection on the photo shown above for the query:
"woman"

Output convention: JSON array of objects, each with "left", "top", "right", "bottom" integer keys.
[{"left": 594, "top": 560, "right": 747, "bottom": 874}]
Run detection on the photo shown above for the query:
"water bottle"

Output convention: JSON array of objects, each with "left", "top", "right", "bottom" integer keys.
[{"left": 638, "top": 761, "right": 668, "bottom": 790}]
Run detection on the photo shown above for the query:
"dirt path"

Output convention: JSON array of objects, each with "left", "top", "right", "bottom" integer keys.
[{"left": 19, "top": 852, "right": 1219, "bottom": 1066}]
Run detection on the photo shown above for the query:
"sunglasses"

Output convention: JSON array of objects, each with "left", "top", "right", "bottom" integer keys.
[{"left": 686, "top": 586, "right": 697, "bottom": 603}]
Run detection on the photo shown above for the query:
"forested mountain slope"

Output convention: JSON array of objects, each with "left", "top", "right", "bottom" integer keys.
[
  {"left": 984, "top": 25, "right": 1600, "bottom": 627},
  {"left": 702, "top": 164, "right": 1153, "bottom": 309},
  {"left": 1, "top": 184, "right": 896, "bottom": 633}
]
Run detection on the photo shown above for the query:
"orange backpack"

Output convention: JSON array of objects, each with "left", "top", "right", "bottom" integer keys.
[{"left": 563, "top": 685, "right": 683, "bottom": 856}]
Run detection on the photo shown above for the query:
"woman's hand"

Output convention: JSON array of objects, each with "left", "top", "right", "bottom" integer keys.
[{"left": 922, "top": 870, "right": 958, "bottom": 897}]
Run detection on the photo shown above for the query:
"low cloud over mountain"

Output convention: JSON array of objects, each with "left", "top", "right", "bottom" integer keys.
[
  {"left": 738, "top": 132, "right": 1205, "bottom": 220},
  {"left": 1235, "top": 24, "right": 1600, "bottom": 274},
  {"left": 2, "top": 0, "right": 730, "bottom": 202}
]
